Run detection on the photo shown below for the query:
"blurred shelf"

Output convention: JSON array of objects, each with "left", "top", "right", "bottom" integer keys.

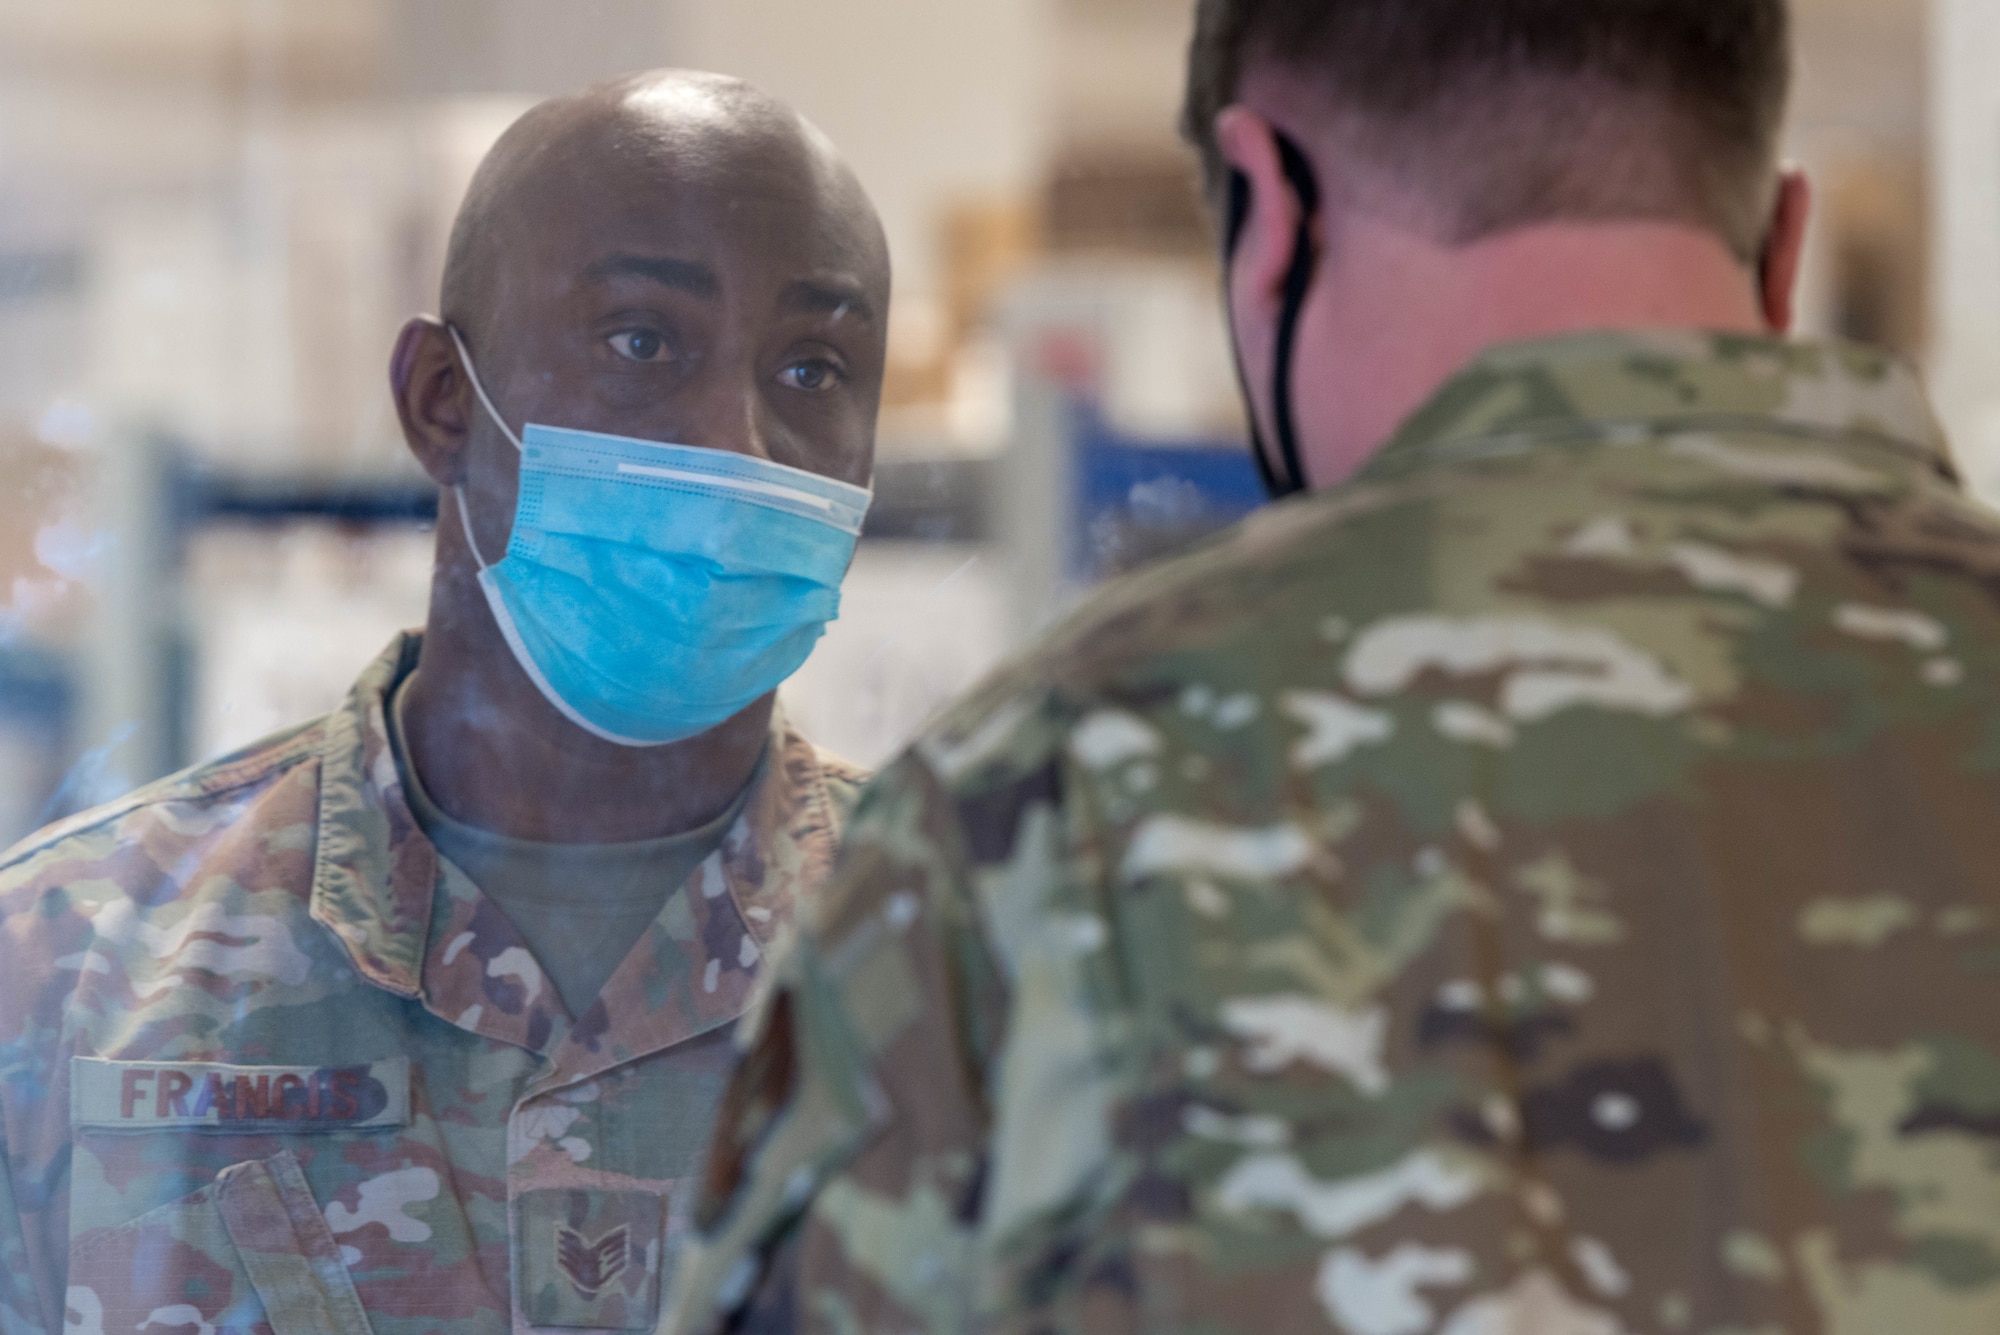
[
  {"left": 173, "top": 468, "right": 440, "bottom": 527},
  {"left": 168, "top": 457, "right": 1000, "bottom": 543},
  {"left": 867, "top": 457, "right": 996, "bottom": 543}
]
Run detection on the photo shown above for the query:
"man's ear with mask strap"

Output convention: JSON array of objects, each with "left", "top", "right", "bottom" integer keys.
[{"left": 1221, "top": 124, "right": 1323, "bottom": 500}]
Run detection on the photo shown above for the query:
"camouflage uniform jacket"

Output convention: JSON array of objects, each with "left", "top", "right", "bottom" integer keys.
[
  {"left": 0, "top": 632, "right": 866, "bottom": 1335},
  {"left": 673, "top": 332, "right": 2000, "bottom": 1335}
]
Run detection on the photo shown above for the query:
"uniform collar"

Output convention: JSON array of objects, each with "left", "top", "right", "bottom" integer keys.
[
  {"left": 1356, "top": 330, "right": 1956, "bottom": 488},
  {"left": 310, "top": 632, "right": 433, "bottom": 998},
  {"left": 309, "top": 632, "right": 850, "bottom": 1078}
]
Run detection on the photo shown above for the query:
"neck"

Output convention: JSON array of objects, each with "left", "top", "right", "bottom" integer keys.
[
  {"left": 400, "top": 554, "right": 772, "bottom": 844},
  {"left": 1300, "top": 218, "right": 1769, "bottom": 485}
]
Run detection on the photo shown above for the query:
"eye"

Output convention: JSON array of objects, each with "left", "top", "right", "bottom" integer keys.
[
  {"left": 608, "top": 330, "right": 669, "bottom": 363},
  {"left": 779, "top": 358, "right": 845, "bottom": 393}
]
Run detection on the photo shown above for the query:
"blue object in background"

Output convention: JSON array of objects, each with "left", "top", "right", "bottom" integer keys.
[
  {"left": 1070, "top": 401, "right": 1267, "bottom": 582},
  {"left": 0, "top": 646, "right": 77, "bottom": 843}
]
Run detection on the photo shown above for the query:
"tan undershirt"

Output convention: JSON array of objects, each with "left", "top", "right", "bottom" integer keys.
[{"left": 386, "top": 674, "right": 760, "bottom": 1020}]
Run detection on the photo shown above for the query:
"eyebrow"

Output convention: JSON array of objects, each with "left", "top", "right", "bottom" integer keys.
[
  {"left": 587, "top": 254, "right": 877, "bottom": 325},
  {"left": 585, "top": 254, "right": 721, "bottom": 298},
  {"left": 781, "top": 279, "right": 877, "bottom": 326}
]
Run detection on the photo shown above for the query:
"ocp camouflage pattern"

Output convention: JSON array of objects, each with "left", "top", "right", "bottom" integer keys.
[
  {"left": 673, "top": 332, "right": 2000, "bottom": 1335},
  {"left": 0, "top": 632, "right": 866, "bottom": 1334}
]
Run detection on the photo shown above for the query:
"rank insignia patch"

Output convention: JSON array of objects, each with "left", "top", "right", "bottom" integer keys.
[
  {"left": 558, "top": 1224, "right": 631, "bottom": 1298},
  {"left": 519, "top": 1188, "right": 665, "bottom": 1329}
]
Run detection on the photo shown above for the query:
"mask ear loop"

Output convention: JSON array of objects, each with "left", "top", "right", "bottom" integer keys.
[
  {"left": 1222, "top": 132, "right": 1323, "bottom": 500},
  {"left": 1267, "top": 134, "right": 1322, "bottom": 498},
  {"left": 444, "top": 324, "right": 524, "bottom": 571}
]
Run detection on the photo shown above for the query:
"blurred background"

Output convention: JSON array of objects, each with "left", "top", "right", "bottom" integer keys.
[{"left": 0, "top": 0, "right": 1969, "bottom": 844}]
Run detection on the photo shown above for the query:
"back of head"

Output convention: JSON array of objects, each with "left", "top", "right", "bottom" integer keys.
[{"left": 1183, "top": 0, "right": 1792, "bottom": 259}]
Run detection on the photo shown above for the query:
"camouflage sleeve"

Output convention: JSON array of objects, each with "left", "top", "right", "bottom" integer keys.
[
  {"left": 0, "top": 1130, "right": 52, "bottom": 1335},
  {"left": 672, "top": 752, "right": 1009, "bottom": 1334}
]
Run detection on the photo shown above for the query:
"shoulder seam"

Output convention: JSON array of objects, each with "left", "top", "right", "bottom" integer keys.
[
  {"left": 0, "top": 728, "right": 325, "bottom": 875},
  {"left": 809, "top": 743, "right": 873, "bottom": 787},
  {"left": 1379, "top": 412, "right": 1941, "bottom": 479}
]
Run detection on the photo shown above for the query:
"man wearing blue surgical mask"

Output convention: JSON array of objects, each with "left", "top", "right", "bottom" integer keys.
[{"left": 0, "top": 72, "right": 888, "bottom": 1331}]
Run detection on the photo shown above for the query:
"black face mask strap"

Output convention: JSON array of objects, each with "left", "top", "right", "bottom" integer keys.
[{"left": 1224, "top": 131, "right": 1323, "bottom": 500}]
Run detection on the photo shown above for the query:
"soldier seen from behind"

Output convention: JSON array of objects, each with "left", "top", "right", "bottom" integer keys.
[
  {"left": 0, "top": 72, "right": 888, "bottom": 1331},
  {"left": 673, "top": 2, "right": 2000, "bottom": 1332}
]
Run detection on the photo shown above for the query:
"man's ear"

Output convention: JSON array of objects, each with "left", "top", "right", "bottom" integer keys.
[
  {"left": 1759, "top": 169, "right": 1812, "bottom": 334},
  {"left": 391, "top": 317, "right": 475, "bottom": 487},
  {"left": 1215, "top": 106, "right": 1310, "bottom": 434}
]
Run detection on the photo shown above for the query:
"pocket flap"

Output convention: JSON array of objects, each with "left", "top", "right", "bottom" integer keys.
[{"left": 216, "top": 1152, "right": 375, "bottom": 1335}]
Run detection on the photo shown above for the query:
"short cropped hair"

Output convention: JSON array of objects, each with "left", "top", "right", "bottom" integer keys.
[{"left": 1182, "top": 0, "right": 1792, "bottom": 258}]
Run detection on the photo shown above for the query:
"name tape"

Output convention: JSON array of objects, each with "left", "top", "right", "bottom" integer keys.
[{"left": 72, "top": 1058, "right": 410, "bottom": 1133}]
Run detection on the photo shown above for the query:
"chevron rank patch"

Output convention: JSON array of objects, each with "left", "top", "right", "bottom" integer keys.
[{"left": 518, "top": 1187, "right": 666, "bottom": 1329}]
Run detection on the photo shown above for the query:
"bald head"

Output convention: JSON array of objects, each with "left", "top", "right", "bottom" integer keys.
[{"left": 442, "top": 70, "right": 886, "bottom": 349}]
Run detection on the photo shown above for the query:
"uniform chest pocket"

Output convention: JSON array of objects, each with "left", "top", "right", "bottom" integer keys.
[
  {"left": 66, "top": 1151, "right": 374, "bottom": 1335},
  {"left": 65, "top": 1057, "right": 412, "bottom": 1335}
]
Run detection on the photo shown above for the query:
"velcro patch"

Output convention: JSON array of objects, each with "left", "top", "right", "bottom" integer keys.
[
  {"left": 71, "top": 1058, "right": 410, "bottom": 1133},
  {"left": 518, "top": 1188, "right": 666, "bottom": 1329}
]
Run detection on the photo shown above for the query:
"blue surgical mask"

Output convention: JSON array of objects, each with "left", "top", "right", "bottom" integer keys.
[{"left": 447, "top": 327, "right": 870, "bottom": 748}]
